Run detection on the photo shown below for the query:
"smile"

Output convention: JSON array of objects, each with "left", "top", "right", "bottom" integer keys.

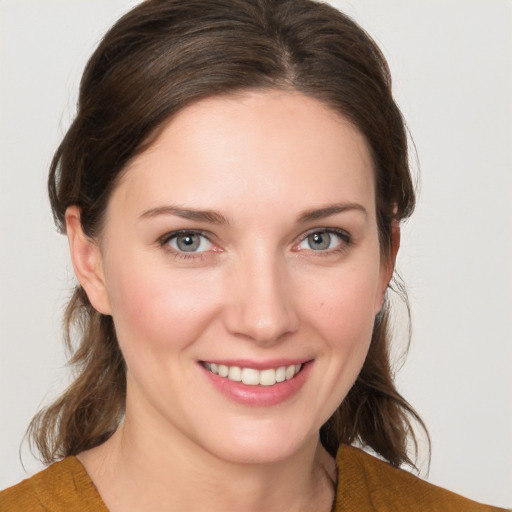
[{"left": 202, "top": 362, "right": 302, "bottom": 386}]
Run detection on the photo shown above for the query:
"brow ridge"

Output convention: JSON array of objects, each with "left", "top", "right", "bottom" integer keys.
[
  {"left": 141, "top": 202, "right": 365, "bottom": 226},
  {"left": 297, "top": 202, "right": 367, "bottom": 223},
  {"left": 140, "top": 206, "right": 229, "bottom": 225}
]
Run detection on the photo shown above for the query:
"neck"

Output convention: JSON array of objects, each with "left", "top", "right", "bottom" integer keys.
[{"left": 78, "top": 414, "right": 336, "bottom": 512}]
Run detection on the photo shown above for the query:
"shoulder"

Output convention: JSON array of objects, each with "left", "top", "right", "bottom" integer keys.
[
  {"left": 0, "top": 456, "right": 108, "bottom": 512},
  {"left": 334, "top": 444, "right": 508, "bottom": 512}
]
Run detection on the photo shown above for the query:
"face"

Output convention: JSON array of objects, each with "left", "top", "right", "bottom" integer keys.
[{"left": 71, "top": 90, "right": 393, "bottom": 465}]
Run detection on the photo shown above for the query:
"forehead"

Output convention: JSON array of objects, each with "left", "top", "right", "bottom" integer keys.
[{"left": 111, "top": 90, "right": 376, "bottom": 222}]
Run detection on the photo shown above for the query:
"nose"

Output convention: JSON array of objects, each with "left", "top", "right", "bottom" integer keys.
[{"left": 223, "top": 253, "right": 300, "bottom": 346}]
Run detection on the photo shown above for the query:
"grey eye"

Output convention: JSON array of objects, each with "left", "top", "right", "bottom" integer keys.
[
  {"left": 297, "top": 230, "right": 346, "bottom": 252},
  {"left": 168, "top": 233, "right": 212, "bottom": 252},
  {"left": 306, "top": 232, "right": 332, "bottom": 251}
]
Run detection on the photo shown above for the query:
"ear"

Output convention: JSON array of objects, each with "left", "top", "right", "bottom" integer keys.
[
  {"left": 376, "top": 220, "right": 400, "bottom": 313},
  {"left": 389, "top": 220, "right": 401, "bottom": 269},
  {"left": 65, "top": 206, "right": 112, "bottom": 315}
]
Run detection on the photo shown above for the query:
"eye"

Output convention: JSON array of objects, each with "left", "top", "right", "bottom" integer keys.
[
  {"left": 165, "top": 231, "right": 213, "bottom": 253},
  {"left": 296, "top": 229, "right": 349, "bottom": 252}
]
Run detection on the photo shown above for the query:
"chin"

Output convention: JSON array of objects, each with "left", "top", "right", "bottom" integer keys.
[{"left": 198, "top": 418, "right": 319, "bottom": 466}]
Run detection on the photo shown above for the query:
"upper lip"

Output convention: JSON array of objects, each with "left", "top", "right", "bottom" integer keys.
[{"left": 199, "top": 358, "right": 312, "bottom": 370}]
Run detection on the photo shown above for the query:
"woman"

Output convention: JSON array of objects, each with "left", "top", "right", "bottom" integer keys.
[{"left": 0, "top": 0, "right": 508, "bottom": 510}]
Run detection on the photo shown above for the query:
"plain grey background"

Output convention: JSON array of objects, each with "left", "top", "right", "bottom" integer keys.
[{"left": 1, "top": 1, "right": 511, "bottom": 508}]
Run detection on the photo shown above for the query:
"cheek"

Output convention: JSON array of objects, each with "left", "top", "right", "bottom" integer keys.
[
  {"left": 300, "top": 261, "right": 382, "bottom": 336},
  {"left": 289, "top": 263, "right": 381, "bottom": 427},
  {"left": 300, "top": 261, "right": 380, "bottom": 378},
  {"left": 105, "top": 261, "right": 223, "bottom": 358},
  {"left": 320, "top": 277, "right": 377, "bottom": 366}
]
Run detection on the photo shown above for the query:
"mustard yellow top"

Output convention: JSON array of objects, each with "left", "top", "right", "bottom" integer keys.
[{"left": 0, "top": 445, "right": 508, "bottom": 511}]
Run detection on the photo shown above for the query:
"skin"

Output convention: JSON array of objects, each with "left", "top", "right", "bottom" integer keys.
[{"left": 66, "top": 90, "right": 397, "bottom": 512}]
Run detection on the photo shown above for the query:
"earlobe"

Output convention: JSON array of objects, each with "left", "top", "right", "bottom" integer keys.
[{"left": 65, "top": 206, "right": 112, "bottom": 315}]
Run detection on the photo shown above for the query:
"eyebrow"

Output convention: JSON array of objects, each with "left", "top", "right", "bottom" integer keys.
[
  {"left": 140, "top": 206, "right": 229, "bottom": 225},
  {"left": 296, "top": 202, "right": 368, "bottom": 223},
  {"left": 140, "top": 202, "right": 366, "bottom": 225}
]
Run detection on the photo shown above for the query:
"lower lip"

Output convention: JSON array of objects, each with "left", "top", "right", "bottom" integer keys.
[{"left": 200, "top": 361, "right": 313, "bottom": 407}]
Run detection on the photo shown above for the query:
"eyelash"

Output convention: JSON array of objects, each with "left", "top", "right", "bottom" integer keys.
[
  {"left": 158, "top": 230, "right": 215, "bottom": 261},
  {"left": 158, "top": 227, "right": 353, "bottom": 261},
  {"left": 295, "top": 228, "right": 352, "bottom": 256}
]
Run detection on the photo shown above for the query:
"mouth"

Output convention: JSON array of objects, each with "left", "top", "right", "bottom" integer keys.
[{"left": 201, "top": 362, "right": 303, "bottom": 387}]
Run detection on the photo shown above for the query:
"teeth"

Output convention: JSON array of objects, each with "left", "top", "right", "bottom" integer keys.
[
  {"left": 204, "top": 362, "right": 302, "bottom": 386},
  {"left": 241, "top": 368, "right": 259, "bottom": 385},
  {"left": 259, "top": 369, "right": 276, "bottom": 386},
  {"left": 285, "top": 365, "right": 296, "bottom": 380},
  {"left": 228, "top": 366, "right": 242, "bottom": 382}
]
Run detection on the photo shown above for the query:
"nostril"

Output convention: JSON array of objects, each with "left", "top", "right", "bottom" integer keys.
[
  {"left": 222, "top": 263, "right": 300, "bottom": 344},
  {"left": 223, "top": 305, "right": 300, "bottom": 345}
]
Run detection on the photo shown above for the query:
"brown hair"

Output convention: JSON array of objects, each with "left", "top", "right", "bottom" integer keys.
[{"left": 30, "top": 0, "right": 428, "bottom": 469}]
